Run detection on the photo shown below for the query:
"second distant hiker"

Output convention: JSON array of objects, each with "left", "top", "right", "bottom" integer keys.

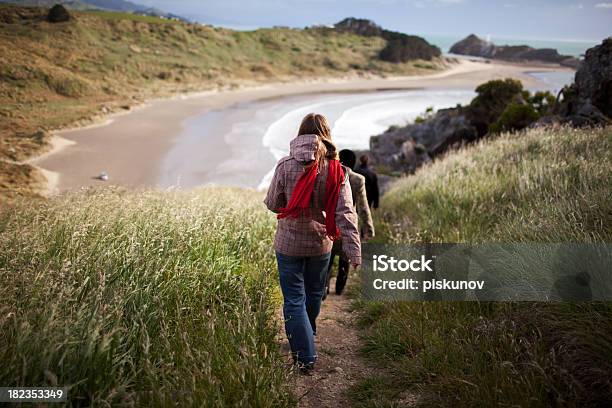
[
  {"left": 355, "top": 154, "right": 380, "bottom": 210},
  {"left": 324, "top": 149, "right": 374, "bottom": 298}
]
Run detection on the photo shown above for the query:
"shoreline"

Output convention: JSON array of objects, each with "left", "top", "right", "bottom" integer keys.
[{"left": 31, "top": 58, "right": 574, "bottom": 194}]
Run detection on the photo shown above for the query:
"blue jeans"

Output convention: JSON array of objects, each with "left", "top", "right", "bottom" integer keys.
[{"left": 276, "top": 251, "right": 331, "bottom": 366}]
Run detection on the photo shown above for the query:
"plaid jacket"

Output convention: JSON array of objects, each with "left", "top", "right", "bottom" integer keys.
[{"left": 264, "top": 134, "right": 361, "bottom": 265}]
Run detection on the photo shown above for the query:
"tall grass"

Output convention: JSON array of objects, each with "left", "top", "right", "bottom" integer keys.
[
  {"left": 0, "top": 187, "right": 292, "bottom": 407},
  {"left": 378, "top": 126, "right": 611, "bottom": 244},
  {"left": 354, "top": 126, "right": 612, "bottom": 406}
]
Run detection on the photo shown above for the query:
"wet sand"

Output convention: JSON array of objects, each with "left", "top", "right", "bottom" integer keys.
[{"left": 32, "top": 59, "right": 573, "bottom": 193}]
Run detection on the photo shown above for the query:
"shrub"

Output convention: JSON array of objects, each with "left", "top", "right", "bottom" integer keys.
[
  {"left": 45, "top": 75, "right": 91, "bottom": 97},
  {"left": 466, "top": 78, "right": 524, "bottom": 136},
  {"left": 530, "top": 90, "right": 556, "bottom": 115},
  {"left": 47, "top": 4, "right": 70, "bottom": 23},
  {"left": 490, "top": 103, "right": 539, "bottom": 133},
  {"left": 379, "top": 32, "right": 441, "bottom": 62}
]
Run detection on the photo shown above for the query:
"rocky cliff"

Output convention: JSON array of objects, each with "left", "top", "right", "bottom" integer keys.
[
  {"left": 554, "top": 38, "right": 612, "bottom": 126},
  {"left": 370, "top": 38, "right": 611, "bottom": 175},
  {"left": 450, "top": 34, "right": 581, "bottom": 68}
]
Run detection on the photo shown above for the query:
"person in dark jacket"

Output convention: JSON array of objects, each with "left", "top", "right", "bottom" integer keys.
[
  {"left": 323, "top": 149, "right": 374, "bottom": 299},
  {"left": 355, "top": 154, "right": 379, "bottom": 209}
]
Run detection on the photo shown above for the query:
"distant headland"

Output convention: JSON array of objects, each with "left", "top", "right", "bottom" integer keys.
[{"left": 450, "top": 34, "right": 581, "bottom": 68}]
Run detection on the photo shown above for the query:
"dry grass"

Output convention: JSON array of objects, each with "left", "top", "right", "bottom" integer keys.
[{"left": 0, "top": 187, "right": 293, "bottom": 406}]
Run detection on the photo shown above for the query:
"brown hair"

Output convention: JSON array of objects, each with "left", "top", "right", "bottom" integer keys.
[
  {"left": 298, "top": 113, "right": 338, "bottom": 163},
  {"left": 359, "top": 154, "right": 370, "bottom": 166}
]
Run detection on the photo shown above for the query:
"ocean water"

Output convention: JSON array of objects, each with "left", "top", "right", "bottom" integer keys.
[
  {"left": 527, "top": 71, "right": 575, "bottom": 93},
  {"left": 158, "top": 89, "right": 475, "bottom": 190},
  {"left": 158, "top": 71, "right": 573, "bottom": 191},
  {"left": 259, "top": 89, "right": 477, "bottom": 188},
  {"left": 425, "top": 34, "right": 600, "bottom": 57}
]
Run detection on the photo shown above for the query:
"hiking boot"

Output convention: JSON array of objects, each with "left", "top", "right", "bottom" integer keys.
[{"left": 297, "top": 362, "right": 315, "bottom": 375}]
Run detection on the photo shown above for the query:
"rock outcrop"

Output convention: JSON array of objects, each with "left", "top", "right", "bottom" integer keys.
[
  {"left": 47, "top": 4, "right": 71, "bottom": 23},
  {"left": 449, "top": 34, "right": 494, "bottom": 58},
  {"left": 553, "top": 38, "right": 611, "bottom": 126},
  {"left": 334, "top": 17, "right": 441, "bottom": 62},
  {"left": 450, "top": 34, "right": 580, "bottom": 68},
  {"left": 369, "top": 39, "right": 610, "bottom": 175},
  {"left": 370, "top": 108, "right": 476, "bottom": 173},
  {"left": 574, "top": 38, "right": 612, "bottom": 118}
]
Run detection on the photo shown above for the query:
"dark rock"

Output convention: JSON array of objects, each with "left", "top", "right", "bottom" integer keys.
[
  {"left": 47, "top": 4, "right": 71, "bottom": 23},
  {"left": 370, "top": 108, "right": 476, "bottom": 174},
  {"left": 554, "top": 38, "right": 612, "bottom": 126},
  {"left": 450, "top": 34, "right": 579, "bottom": 66},
  {"left": 530, "top": 114, "right": 563, "bottom": 128},
  {"left": 560, "top": 57, "right": 582, "bottom": 69},
  {"left": 396, "top": 139, "right": 431, "bottom": 173},
  {"left": 574, "top": 38, "right": 612, "bottom": 118},
  {"left": 567, "top": 100, "right": 610, "bottom": 127},
  {"left": 449, "top": 34, "right": 495, "bottom": 57}
]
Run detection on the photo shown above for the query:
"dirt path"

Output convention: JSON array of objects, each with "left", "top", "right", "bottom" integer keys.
[{"left": 279, "top": 277, "right": 375, "bottom": 407}]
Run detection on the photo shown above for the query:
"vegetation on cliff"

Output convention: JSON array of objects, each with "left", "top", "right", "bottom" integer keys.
[
  {"left": 0, "top": 5, "right": 445, "bottom": 199},
  {"left": 356, "top": 126, "right": 612, "bottom": 406},
  {"left": 334, "top": 17, "right": 442, "bottom": 62},
  {"left": 370, "top": 37, "right": 610, "bottom": 176},
  {"left": 0, "top": 0, "right": 188, "bottom": 21},
  {"left": 369, "top": 78, "right": 558, "bottom": 174}
]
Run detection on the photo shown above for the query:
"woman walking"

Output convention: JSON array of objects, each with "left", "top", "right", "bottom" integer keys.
[{"left": 264, "top": 113, "right": 361, "bottom": 372}]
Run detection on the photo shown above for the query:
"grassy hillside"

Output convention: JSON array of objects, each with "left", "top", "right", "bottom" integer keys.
[
  {"left": 355, "top": 126, "right": 612, "bottom": 406},
  {"left": 0, "top": 187, "right": 292, "bottom": 406},
  {"left": 0, "top": 4, "right": 445, "bottom": 199}
]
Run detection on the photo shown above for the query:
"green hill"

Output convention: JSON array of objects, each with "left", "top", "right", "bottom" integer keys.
[
  {"left": 0, "top": 4, "right": 445, "bottom": 200},
  {"left": 356, "top": 126, "right": 612, "bottom": 406},
  {"left": 0, "top": 0, "right": 186, "bottom": 20}
]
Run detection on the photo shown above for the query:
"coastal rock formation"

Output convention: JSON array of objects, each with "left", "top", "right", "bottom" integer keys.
[
  {"left": 334, "top": 17, "right": 441, "bottom": 62},
  {"left": 554, "top": 38, "right": 611, "bottom": 126},
  {"left": 369, "top": 40, "right": 610, "bottom": 175},
  {"left": 370, "top": 108, "right": 475, "bottom": 173},
  {"left": 450, "top": 34, "right": 580, "bottom": 68},
  {"left": 47, "top": 4, "right": 71, "bottom": 23},
  {"left": 574, "top": 38, "right": 612, "bottom": 118},
  {"left": 449, "top": 34, "right": 494, "bottom": 57}
]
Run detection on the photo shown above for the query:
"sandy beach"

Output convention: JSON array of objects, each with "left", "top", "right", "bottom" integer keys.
[{"left": 32, "top": 58, "right": 574, "bottom": 193}]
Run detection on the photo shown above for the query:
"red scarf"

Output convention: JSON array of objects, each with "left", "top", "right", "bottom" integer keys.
[{"left": 277, "top": 159, "right": 344, "bottom": 240}]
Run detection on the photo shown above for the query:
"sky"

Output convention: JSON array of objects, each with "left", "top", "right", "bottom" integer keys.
[{"left": 134, "top": 0, "right": 611, "bottom": 42}]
